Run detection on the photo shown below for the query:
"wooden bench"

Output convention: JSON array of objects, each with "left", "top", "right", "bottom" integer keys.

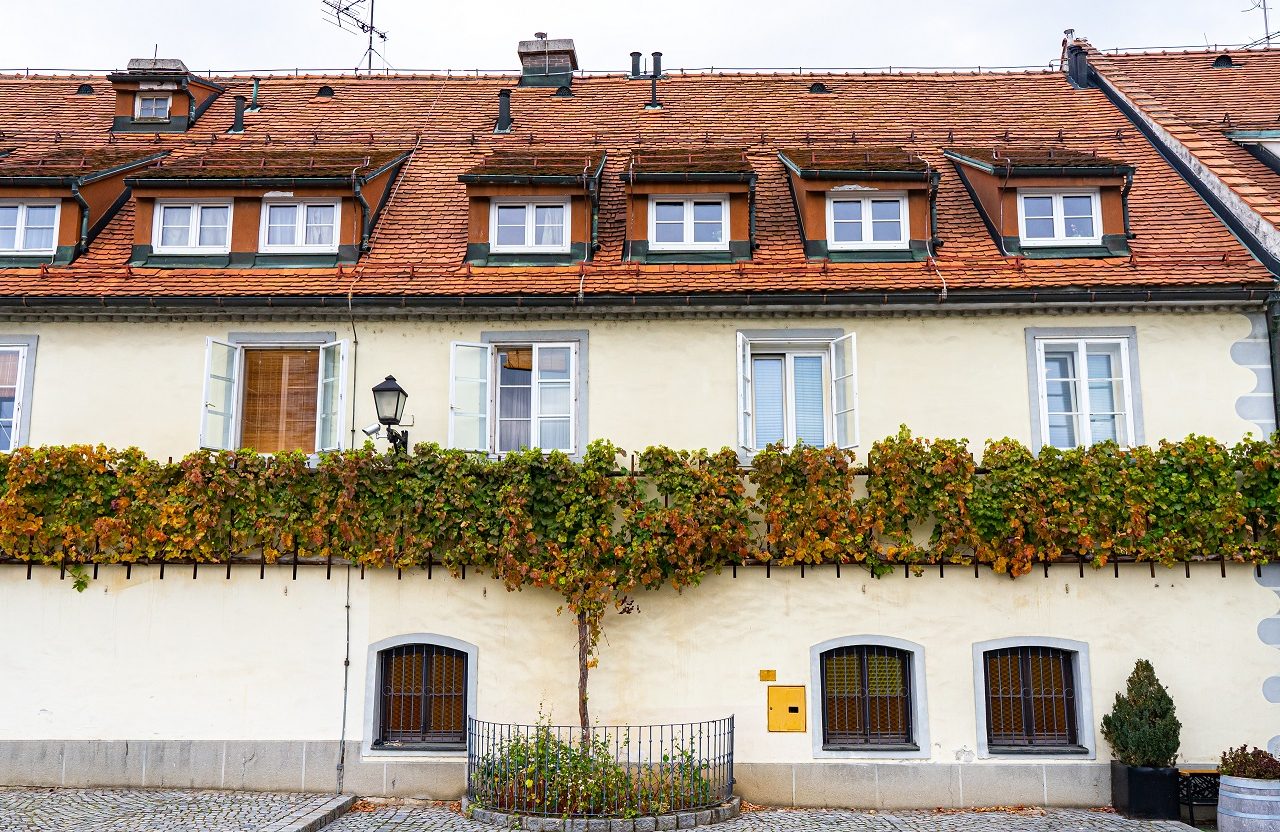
[{"left": 1178, "top": 767, "right": 1220, "bottom": 826}]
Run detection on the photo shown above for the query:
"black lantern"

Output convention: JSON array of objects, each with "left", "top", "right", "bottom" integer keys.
[{"left": 371, "top": 375, "right": 409, "bottom": 453}]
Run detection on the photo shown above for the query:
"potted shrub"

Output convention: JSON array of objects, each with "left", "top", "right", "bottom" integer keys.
[
  {"left": 1217, "top": 746, "right": 1280, "bottom": 831},
  {"left": 1101, "top": 659, "right": 1182, "bottom": 819}
]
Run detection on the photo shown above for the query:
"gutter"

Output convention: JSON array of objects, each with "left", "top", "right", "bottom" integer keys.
[
  {"left": 0, "top": 285, "right": 1267, "bottom": 312},
  {"left": 125, "top": 176, "right": 356, "bottom": 188},
  {"left": 617, "top": 172, "right": 755, "bottom": 184},
  {"left": 942, "top": 150, "right": 1134, "bottom": 179}
]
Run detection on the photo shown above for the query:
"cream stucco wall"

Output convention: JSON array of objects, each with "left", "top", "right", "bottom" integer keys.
[
  {"left": 1, "top": 563, "right": 1273, "bottom": 770},
  {"left": 6, "top": 308, "right": 1262, "bottom": 458}
]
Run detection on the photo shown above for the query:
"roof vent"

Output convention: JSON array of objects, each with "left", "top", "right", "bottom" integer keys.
[
  {"left": 517, "top": 34, "right": 578, "bottom": 87},
  {"left": 553, "top": 85, "right": 574, "bottom": 98},
  {"left": 75, "top": 83, "right": 94, "bottom": 95},
  {"left": 809, "top": 82, "right": 831, "bottom": 94},
  {"left": 317, "top": 85, "right": 335, "bottom": 98},
  {"left": 125, "top": 58, "right": 189, "bottom": 75},
  {"left": 1213, "top": 53, "right": 1238, "bottom": 68},
  {"left": 495, "top": 89, "right": 513, "bottom": 133}
]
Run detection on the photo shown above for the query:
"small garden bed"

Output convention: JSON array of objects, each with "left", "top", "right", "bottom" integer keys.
[{"left": 466, "top": 717, "right": 736, "bottom": 824}]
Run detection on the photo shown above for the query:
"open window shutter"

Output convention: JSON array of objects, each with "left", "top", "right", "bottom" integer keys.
[
  {"left": 200, "top": 337, "right": 239, "bottom": 450},
  {"left": 566, "top": 342, "right": 580, "bottom": 455},
  {"left": 737, "top": 332, "right": 753, "bottom": 453},
  {"left": 316, "top": 339, "right": 349, "bottom": 452},
  {"left": 830, "top": 333, "right": 858, "bottom": 450},
  {"left": 449, "top": 342, "right": 493, "bottom": 453}
]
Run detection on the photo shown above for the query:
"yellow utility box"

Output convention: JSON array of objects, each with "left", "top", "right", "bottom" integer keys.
[{"left": 767, "top": 685, "right": 806, "bottom": 732}]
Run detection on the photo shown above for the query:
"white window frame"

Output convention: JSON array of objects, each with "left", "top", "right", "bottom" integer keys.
[
  {"left": 134, "top": 94, "right": 172, "bottom": 121},
  {"left": 647, "top": 196, "right": 730, "bottom": 252},
  {"left": 1017, "top": 188, "right": 1103, "bottom": 247},
  {"left": 488, "top": 198, "right": 572, "bottom": 254},
  {"left": 448, "top": 340, "right": 579, "bottom": 456},
  {"left": 737, "top": 331, "right": 858, "bottom": 454},
  {"left": 1033, "top": 336, "right": 1135, "bottom": 450},
  {"left": 825, "top": 192, "right": 910, "bottom": 251},
  {"left": 0, "top": 202, "right": 60, "bottom": 254},
  {"left": 0, "top": 343, "right": 31, "bottom": 453},
  {"left": 258, "top": 200, "right": 342, "bottom": 254},
  {"left": 151, "top": 200, "right": 233, "bottom": 255},
  {"left": 199, "top": 336, "right": 349, "bottom": 454}
]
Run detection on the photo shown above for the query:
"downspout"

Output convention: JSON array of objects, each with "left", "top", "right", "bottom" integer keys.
[
  {"left": 927, "top": 169, "right": 941, "bottom": 251},
  {"left": 1269, "top": 292, "right": 1280, "bottom": 432},
  {"left": 69, "top": 180, "right": 90, "bottom": 256},
  {"left": 747, "top": 173, "right": 759, "bottom": 254},
  {"left": 352, "top": 170, "right": 372, "bottom": 253},
  {"left": 1121, "top": 167, "right": 1135, "bottom": 239}
]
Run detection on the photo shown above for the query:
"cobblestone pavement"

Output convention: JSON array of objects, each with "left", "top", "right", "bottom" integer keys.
[
  {"left": 327, "top": 807, "right": 1197, "bottom": 832},
  {"left": 0, "top": 787, "right": 344, "bottom": 831}
]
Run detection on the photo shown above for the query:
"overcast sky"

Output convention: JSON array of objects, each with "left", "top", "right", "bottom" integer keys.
[{"left": 0, "top": 0, "right": 1273, "bottom": 74}]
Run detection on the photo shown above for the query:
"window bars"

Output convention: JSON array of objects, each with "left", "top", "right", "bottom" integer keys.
[
  {"left": 983, "top": 646, "right": 1078, "bottom": 749},
  {"left": 376, "top": 643, "right": 468, "bottom": 749},
  {"left": 821, "top": 645, "right": 913, "bottom": 748},
  {"left": 466, "top": 717, "right": 735, "bottom": 818}
]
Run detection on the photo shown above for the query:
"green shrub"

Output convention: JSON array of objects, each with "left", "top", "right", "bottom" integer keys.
[
  {"left": 1220, "top": 746, "right": 1280, "bottom": 779},
  {"left": 1101, "top": 659, "right": 1181, "bottom": 768}
]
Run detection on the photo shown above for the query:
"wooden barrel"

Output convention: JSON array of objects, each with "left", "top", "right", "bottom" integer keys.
[{"left": 1218, "top": 775, "right": 1280, "bottom": 832}]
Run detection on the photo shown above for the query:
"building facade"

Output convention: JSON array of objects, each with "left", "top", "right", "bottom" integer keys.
[{"left": 0, "top": 39, "right": 1278, "bottom": 807}]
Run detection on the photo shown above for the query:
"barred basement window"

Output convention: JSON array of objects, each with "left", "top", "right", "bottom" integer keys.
[
  {"left": 983, "top": 646, "right": 1079, "bottom": 750},
  {"left": 821, "top": 645, "right": 914, "bottom": 749},
  {"left": 375, "top": 643, "right": 468, "bottom": 749}
]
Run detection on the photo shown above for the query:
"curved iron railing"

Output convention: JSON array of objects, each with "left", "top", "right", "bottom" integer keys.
[{"left": 466, "top": 716, "right": 735, "bottom": 818}]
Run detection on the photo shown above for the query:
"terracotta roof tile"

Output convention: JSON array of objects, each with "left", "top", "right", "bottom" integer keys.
[{"left": 0, "top": 68, "right": 1268, "bottom": 299}]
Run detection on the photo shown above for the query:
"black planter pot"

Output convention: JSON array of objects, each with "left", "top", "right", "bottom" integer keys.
[{"left": 1111, "top": 760, "right": 1180, "bottom": 819}]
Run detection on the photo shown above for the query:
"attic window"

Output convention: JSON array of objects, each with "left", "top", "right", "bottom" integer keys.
[
  {"left": 317, "top": 85, "right": 335, "bottom": 98},
  {"left": 75, "top": 84, "right": 94, "bottom": 96},
  {"left": 1213, "top": 54, "right": 1237, "bottom": 69},
  {"left": 809, "top": 82, "right": 831, "bottom": 94}
]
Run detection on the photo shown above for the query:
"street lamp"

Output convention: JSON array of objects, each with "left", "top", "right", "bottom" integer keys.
[{"left": 371, "top": 375, "right": 409, "bottom": 454}]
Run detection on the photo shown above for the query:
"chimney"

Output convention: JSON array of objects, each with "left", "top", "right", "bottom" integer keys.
[
  {"left": 248, "top": 77, "right": 262, "bottom": 112},
  {"left": 651, "top": 51, "right": 664, "bottom": 78},
  {"left": 1066, "top": 42, "right": 1092, "bottom": 89},
  {"left": 630, "top": 51, "right": 643, "bottom": 79},
  {"left": 125, "top": 57, "right": 189, "bottom": 75},
  {"left": 229, "top": 95, "right": 246, "bottom": 133},
  {"left": 496, "top": 89, "right": 513, "bottom": 133},
  {"left": 517, "top": 35, "right": 578, "bottom": 87}
]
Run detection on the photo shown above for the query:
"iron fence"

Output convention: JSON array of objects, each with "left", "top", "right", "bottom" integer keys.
[{"left": 467, "top": 716, "right": 734, "bottom": 818}]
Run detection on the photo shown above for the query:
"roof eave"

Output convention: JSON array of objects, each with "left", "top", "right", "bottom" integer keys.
[{"left": 124, "top": 176, "right": 356, "bottom": 188}]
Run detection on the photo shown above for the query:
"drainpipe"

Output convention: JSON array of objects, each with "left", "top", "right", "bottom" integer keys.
[
  {"left": 352, "top": 171, "right": 371, "bottom": 252},
  {"left": 1121, "top": 167, "right": 1135, "bottom": 239},
  {"left": 1269, "top": 293, "right": 1280, "bottom": 432},
  {"left": 69, "top": 180, "right": 90, "bottom": 256}
]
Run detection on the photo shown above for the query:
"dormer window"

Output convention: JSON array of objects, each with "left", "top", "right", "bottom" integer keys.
[
  {"left": 261, "top": 201, "right": 340, "bottom": 253},
  {"left": 153, "top": 201, "right": 231, "bottom": 254},
  {"left": 135, "top": 95, "right": 171, "bottom": 121},
  {"left": 649, "top": 197, "right": 728, "bottom": 251},
  {"left": 1018, "top": 190, "right": 1100, "bottom": 246},
  {"left": 490, "top": 199, "right": 570, "bottom": 253},
  {"left": 944, "top": 147, "right": 1133, "bottom": 258},
  {"left": 0, "top": 203, "right": 58, "bottom": 254},
  {"left": 826, "top": 193, "right": 909, "bottom": 251}
]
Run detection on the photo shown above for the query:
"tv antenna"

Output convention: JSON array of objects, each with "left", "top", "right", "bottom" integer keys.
[
  {"left": 1243, "top": 0, "right": 1275, "bottom": 47},
  {"left": 322, "top": 0, "right": 390, "bottom": 72}
]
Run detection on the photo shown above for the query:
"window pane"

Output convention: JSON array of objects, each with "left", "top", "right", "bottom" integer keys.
[
  {"left": 1064, "top": 215, "right": 1095, "bottom": 238},
  {"left": 752, "top": 356, "right": 785, "bottom": 448},
  {"left": 0, "top": 349, "right": 19, "bottom": 452},
  {"left": 498, "top": 384, "right": 530, "bottom": 418},
  {"left": 160, "top": 206, "right": 192, "bottom": 247},
  {"left": 693, "top": 221, "right": 723, "bottom": 243},
  {"left": 792, "top": 355, "right": 826, "bottom": 446},
  {"left": 1024, "top": 217, "right": 1055, "bottom": 239},
  {"left": 1022, "top": 196, "right": 1053, "bottom": 218},
  {"left": 534, "top": 205, "right": 564, "bottom": 247},
  {"left": 539, "top": 418, "right": 571, "bottom": 450},
  {"left": 305, "top": 204, "right": 335, "bottom": 246},
  {"left": 267, "top": 204, "right": 297, "bottom": 246},
  {"left": 870, "top": 200, "right": 900, "bottom": 221},
  {"left": 1043, "top": 351, "right": 1076, "bottom": 381},
  {"left": 654, "top": 202, "right": 684, "bottom": 223},
  {"left": 197, "top": 206, "right": 228, "bottom": 247},
  {"left": 495, "top": 205, "right": 526, "bottom": 246},
  {"left": 497, "top": 347, "right": 532, "bottom": 452},
  {"left": 872, "top": 220, "right": 902, "bottom": 242},
  {"left": 1062, "top": 195, "right": 1093, "bottom": 218},
  {"left": 1048, "top": 414, "right": 1077, "bottom": 448},
  {"left": 654, "top": 221, "right": 684, "bottom": 243},
  {"left": 539, "top": 384, "right": 570, "bottom": 416},
  {"left": 831, "top": 201, "right": 861, "bottom": 222},
  {"left": 832, "top": 221, "right": 862, "bottom": 242},
  {"left": 498, "top": 419, "right": 531, "bottom": 452},
  {"left": 693, "top": 202, "right": 722, "bottom": 222},
  {"left": 0, "top": 207, "right": 17, "bottom": 249},
  {"left": 22, "top": 206, "right": 55, "bottom": 251},
  {"left": 536, "top": 346, "right": 571, "bottom": 381}
]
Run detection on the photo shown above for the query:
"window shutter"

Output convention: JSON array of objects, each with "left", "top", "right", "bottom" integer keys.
[
  {"left": 316, "top": 339, "right": 349, "bottom": 452},
  {"left": 200, "top": 338, "right": 239, "bottom": 450},
  {"left": 830, "top": 333, "right": 858, "bottom": 449},
  {"left": 449, "top": 342, "right": 493, "bottom": 453},
  {"left": 736, "top": 332, "right": 753, "bottom": 454}
]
